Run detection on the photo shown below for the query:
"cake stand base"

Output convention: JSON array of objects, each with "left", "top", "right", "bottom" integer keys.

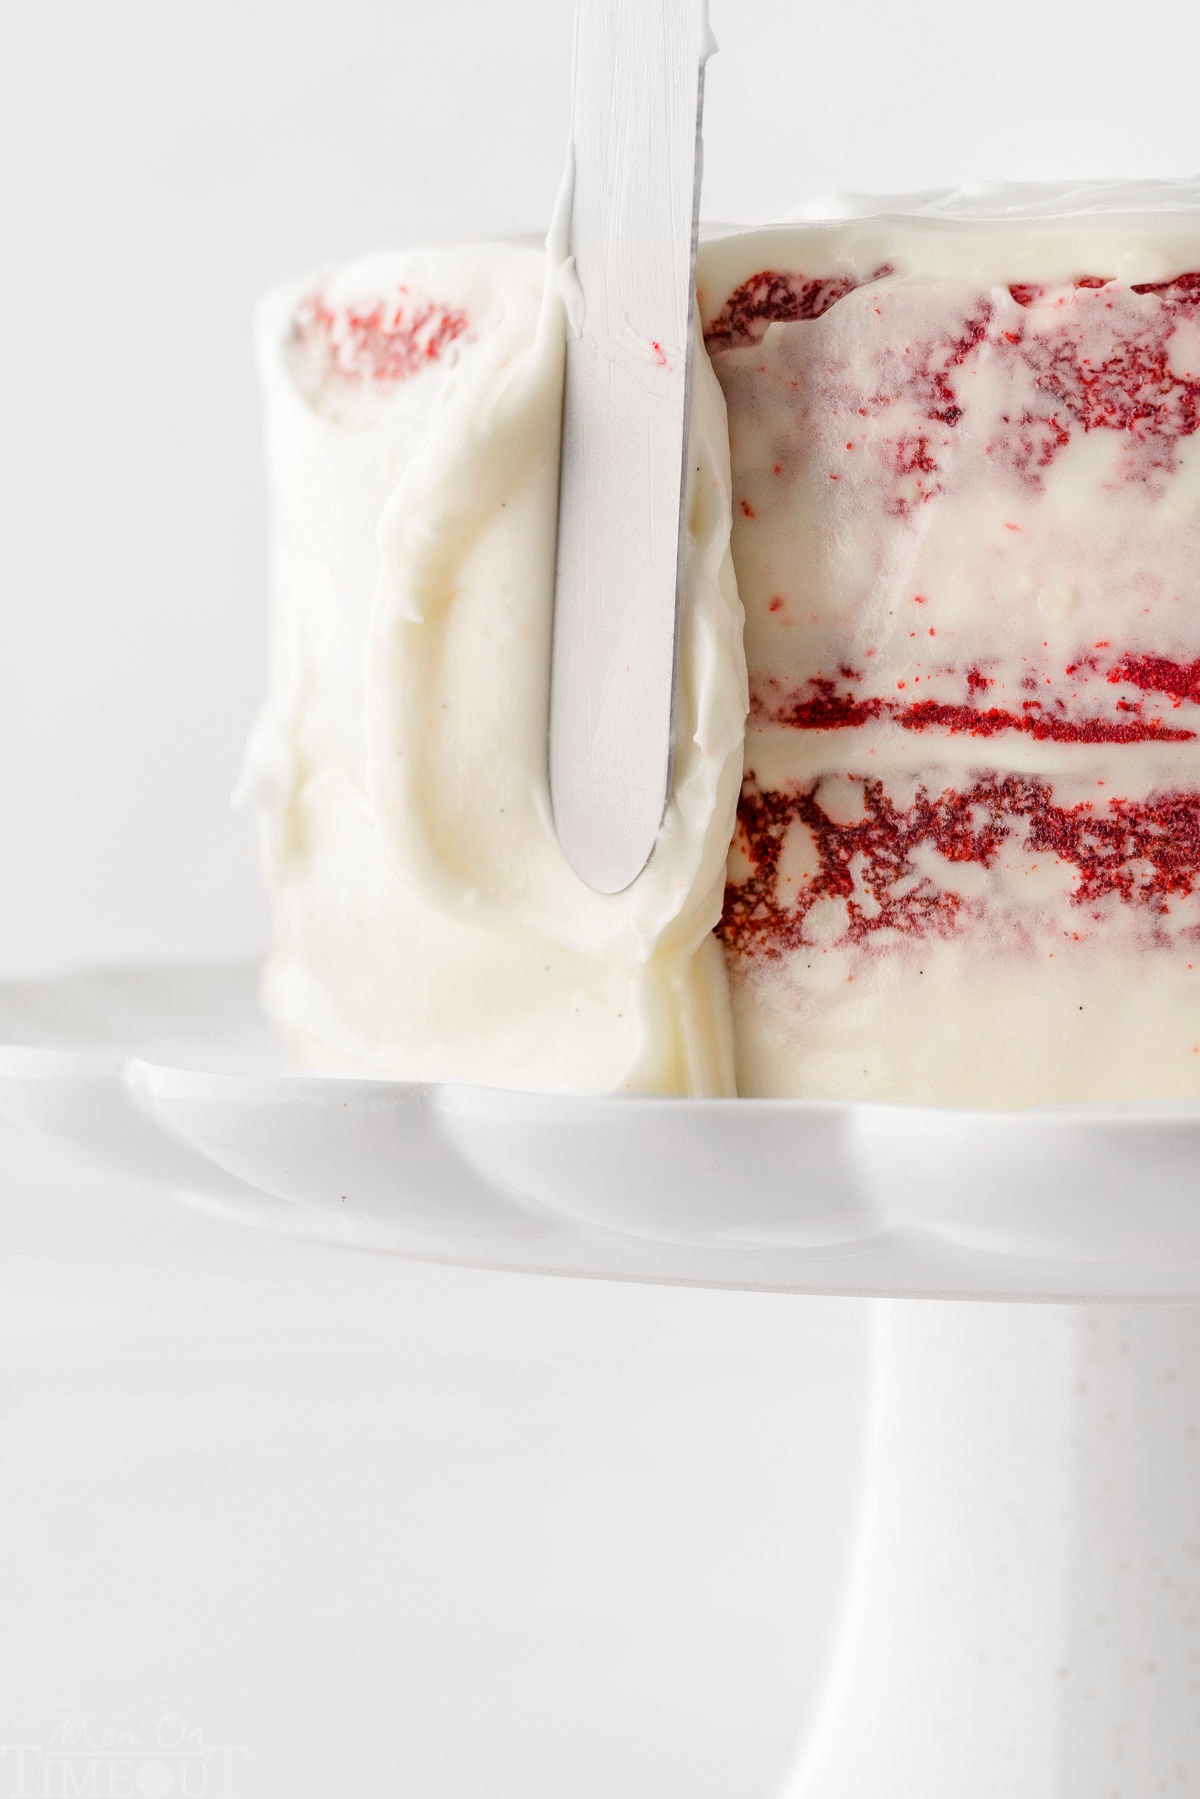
[{"left": 779, "top": 1298, "right": 1200, "bottom": 1797}]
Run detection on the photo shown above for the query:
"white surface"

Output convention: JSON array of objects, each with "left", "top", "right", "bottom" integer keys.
[
  {"left": 0, "top": 1126, "right": 871, "bottom": 1797},
  {"left": 5, "top": 963, "right": 1200, "bottom": 1301}
]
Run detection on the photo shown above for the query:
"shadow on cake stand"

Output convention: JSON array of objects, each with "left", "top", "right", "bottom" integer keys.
[{"left": 1, "top": 960, "right": 1198, "bottom": 1795}]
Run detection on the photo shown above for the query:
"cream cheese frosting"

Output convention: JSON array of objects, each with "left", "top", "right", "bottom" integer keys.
[
  {"left": 244, "top": 241, "right": 745, "bottom": 1093},
  {"left": 247, "top": 182, "right": 1200, "bottom": 1104}
]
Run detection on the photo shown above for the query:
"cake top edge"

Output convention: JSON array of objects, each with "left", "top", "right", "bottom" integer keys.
[
  {"left": 787, "top": 178, "right": 1200, "bottom": 223},
  {"left": 263, "top": 181, "right": 1200, "bottom": 299}
]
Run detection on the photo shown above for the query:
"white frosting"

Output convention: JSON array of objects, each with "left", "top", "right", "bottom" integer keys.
[
  {"left": 794, "top": 179, "right": 1200, "bottom": 222},
  {"left": 246, "top": 240, "right": 745, "bottom": 1094}
]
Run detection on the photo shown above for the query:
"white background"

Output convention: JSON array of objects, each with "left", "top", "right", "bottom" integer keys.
[
  {"left": 5, "top": 0, "right": 1200, "bottom": 975},
  {"left": 3, "top": 1, "right": 1200, "bottom": 1793}
]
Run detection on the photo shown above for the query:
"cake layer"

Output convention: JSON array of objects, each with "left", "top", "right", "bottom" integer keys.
[{"left": 702, "top": 188, "right": 1200, "bottom": 1103}]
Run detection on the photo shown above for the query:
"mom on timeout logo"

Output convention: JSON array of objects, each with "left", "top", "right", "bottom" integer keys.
[{"left": 0, "top": 1716, "right": 247, "bottom": 1799}]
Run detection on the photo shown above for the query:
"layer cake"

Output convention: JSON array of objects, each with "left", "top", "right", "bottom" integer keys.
[{"left": 246, "top": 184, "right": 1200, "bottom": 1103}]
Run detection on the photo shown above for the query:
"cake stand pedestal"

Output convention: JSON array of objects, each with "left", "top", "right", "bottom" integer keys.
[
  {"left": 1, "top": 961, "right": 1198, "bottom": 1798},
  {"left": 777, "top": 1298, "right": 1200, "bottom": 1798}
]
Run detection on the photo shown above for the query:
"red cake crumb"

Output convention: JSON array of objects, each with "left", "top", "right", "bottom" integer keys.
[
  {"left": 1008, "top": 275, "right": 1112, "bottom": 307},
  {"left": 720, "top": 773, "right": 1200, "bottom": 958},
  {"left": 994, "top": 283, "right": 1200, "bottom": 484},
  {"left": 704, "top": 265, "right": 893, "bottom": 352},
  {"left": 1108, "top": 655, "right": 1200, "bottom": 707},
  {"left": 710, "top": 267, "right": 1200, "bottom": 497},
  {"left": 293, "top": 287, "right": 470, "bottom": 383},
  {"left": 750, "top": 668, "right": 1195, "bottom": 743}
]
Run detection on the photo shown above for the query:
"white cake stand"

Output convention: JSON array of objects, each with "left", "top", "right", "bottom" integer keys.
[{"left": 2, "top": 961, "right": 1198, "bottom": 1796}]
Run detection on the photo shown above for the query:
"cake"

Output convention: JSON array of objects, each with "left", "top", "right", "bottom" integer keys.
[{"left": 245, "top": 183, "right": 1200, "bottom": 1105}]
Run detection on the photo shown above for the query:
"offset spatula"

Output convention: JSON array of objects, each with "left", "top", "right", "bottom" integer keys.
[{"left": 549, "top": 0, "right": 710, "bottom": 894}]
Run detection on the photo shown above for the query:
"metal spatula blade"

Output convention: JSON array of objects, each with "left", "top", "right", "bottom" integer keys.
[{"left": 549, "top": 0, "right": 709, "bottom": 895}]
